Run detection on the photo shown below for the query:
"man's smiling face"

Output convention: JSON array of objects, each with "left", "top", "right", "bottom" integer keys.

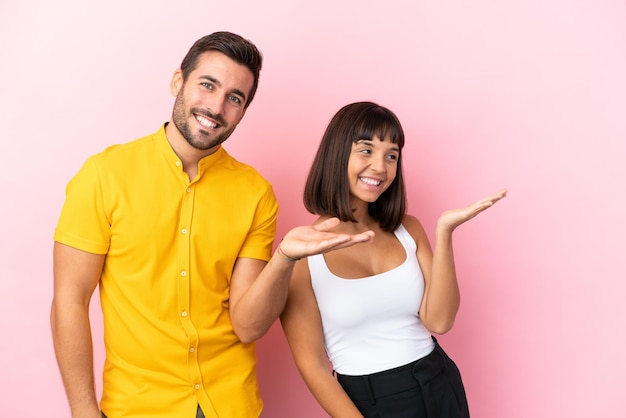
[{"left": 171, "top": 50, "right": 254, "bottom": 152}]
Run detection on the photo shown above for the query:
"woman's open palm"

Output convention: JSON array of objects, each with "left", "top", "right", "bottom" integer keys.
[{"left": 438, "top": 189, "right": 507, "bottom": 232}]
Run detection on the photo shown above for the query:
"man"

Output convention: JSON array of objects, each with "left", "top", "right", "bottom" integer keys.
[{"left": 51, "top": 31, "right": 373, "bottom": 418}]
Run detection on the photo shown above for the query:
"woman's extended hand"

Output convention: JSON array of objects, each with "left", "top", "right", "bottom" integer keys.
[
  {"left": 437, "top": 189, "right": 507, "bottom": 233},
  {"left": 278, "top": 218, "right": 375, "bottom": 261}
]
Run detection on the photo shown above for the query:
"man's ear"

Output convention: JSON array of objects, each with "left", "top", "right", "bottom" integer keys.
[{"left": 170, "top": 69, "right": 183, "bottom": 96}]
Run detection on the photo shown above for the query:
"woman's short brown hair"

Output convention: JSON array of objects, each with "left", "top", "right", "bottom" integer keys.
[{"left": 304, "top": 102, "right": 406, "bottom": 232}]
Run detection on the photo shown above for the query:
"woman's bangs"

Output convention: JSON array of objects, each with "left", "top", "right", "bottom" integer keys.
[{"left": 352, "top": 111, "right": 404, "bottom": 147}]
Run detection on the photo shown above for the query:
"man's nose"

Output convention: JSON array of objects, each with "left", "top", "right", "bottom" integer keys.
[{"left": 206, "top": 95, "right": 225, "bottom": 116}]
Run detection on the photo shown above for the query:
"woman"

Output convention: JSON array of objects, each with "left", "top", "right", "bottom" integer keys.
[{"left": 279, "top": 102, "right": 506, "bottom": 417}]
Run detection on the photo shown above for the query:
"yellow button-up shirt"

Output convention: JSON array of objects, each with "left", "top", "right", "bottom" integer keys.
[{"left": 55, "top": 125, "right": 278, "bottom": 417}]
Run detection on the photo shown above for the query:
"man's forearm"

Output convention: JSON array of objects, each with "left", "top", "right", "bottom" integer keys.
[
  {"left": 230, "top": 253, "right": 295, "bottom": 343},
  {"left": 51, "top": 302, "right": 101, "bottom": 417}
]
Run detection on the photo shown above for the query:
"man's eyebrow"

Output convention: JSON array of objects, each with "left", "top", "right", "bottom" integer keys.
[
  {"left": 199, "top": 75, "right": 247, "bottom": 102},
  {"left": 200, "top": 75, "right": 220, "bottom": 86}
]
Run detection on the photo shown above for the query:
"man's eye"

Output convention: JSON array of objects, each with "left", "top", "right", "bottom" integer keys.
[
  {"left": 228, "top": 95, "right": 242, "bottom": 104},
  {"left": 201, "top": 82, "right": 213, "bottom": 89}
]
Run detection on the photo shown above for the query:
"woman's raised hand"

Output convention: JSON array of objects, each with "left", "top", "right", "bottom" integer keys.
[
  {"left": 277, "top": 217, "right": 375, "bottom": 261},
  {"left": 437, "top": 189, "right": 507, "bottom": 233}
]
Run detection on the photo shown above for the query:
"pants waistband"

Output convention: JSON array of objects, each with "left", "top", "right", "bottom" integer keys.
[{"left": 336, "top": 338, "right": 449, "bottom": 401}]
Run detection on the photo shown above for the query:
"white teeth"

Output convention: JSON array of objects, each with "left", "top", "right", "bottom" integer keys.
[
  {"left": 360, "top": 177, "right": 381, "bottom": 186},
  {"left": 196, "top": 115, "right": 217, "bottom": 128}
]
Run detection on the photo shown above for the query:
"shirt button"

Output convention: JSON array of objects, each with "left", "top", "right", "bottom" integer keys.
[
  {"left": 189, "top": 347, "right": 195, "bottom": 353},
  {"left": 194, "top": 384, "right": 200, "bottom": 390},
  {"left": 176, "top": 161, "right": 181, "bottom": 167},
  {"left": 181, "top": 311, "right": 187, "bottom": 317},
  {"left": 186, "top": 188, "right": 191, "bottom": 193},
  {"left": 181, "top": 271, "right": 187, "bottom": 277},
  {"left": 181, "top": 229, "right": 187, "bottom": 234}
]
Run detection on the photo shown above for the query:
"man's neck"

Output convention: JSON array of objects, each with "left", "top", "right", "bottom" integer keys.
[{"left": 164, "top": 120, "right": 219, "bottom": 180}]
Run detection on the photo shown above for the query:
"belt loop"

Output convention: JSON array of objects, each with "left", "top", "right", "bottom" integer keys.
[
  {"left": 431, "top": 336, "right": 448, "bottom": 375},
  {"left": 362, "top": 376, "right": 377, "bottom": 406},
  {"left": 435, "top": 341, "right": 449, "bottom": 375}
]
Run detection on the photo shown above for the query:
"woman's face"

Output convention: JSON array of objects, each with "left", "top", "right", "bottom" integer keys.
[{"left": 347, "top": 135, "right": 399, "bottom": 205}]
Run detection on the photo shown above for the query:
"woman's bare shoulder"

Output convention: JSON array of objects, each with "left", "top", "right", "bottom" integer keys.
[
  {"left": 402, "top": 214, "right": 429, "bottom": 246},
  {"left": 402, "top": 214, "right": 425, "bottom": 231}
]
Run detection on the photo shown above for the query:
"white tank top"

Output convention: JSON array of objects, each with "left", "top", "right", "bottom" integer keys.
[{"left": 308, "top": 224, "right": 435, "bottom": 375}]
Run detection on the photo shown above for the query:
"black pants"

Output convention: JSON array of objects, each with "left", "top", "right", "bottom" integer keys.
[
  {"left": 336, "top": 338, "right": 470, "bottom": 418},
  {"left": 102, "top": 404, "right": 204, "bottom": 417}
]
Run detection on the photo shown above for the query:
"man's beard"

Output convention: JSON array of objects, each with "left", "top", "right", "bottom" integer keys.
[{"left": 172, "top": 91, "right": 235, "bottom": 151}]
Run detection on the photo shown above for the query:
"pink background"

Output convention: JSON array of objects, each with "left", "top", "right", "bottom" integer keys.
[{"left": 1, "top": 0, "right": 625, "bottom": 417}]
